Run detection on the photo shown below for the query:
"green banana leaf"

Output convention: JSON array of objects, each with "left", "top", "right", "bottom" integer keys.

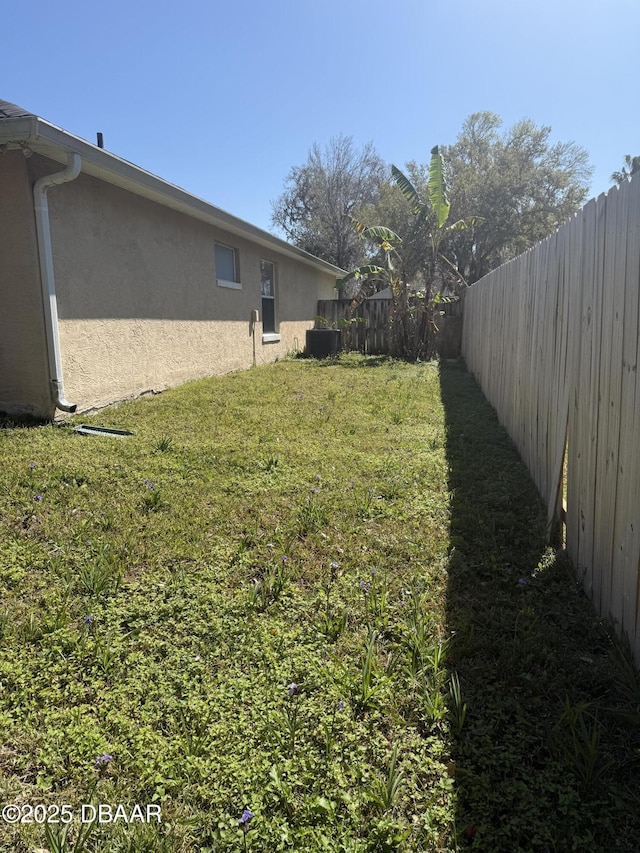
[
  {"left": 361, "top": 225, "right": 402, "bottom": 252},
  {"left": 446, "top": 216, "right": 483, "bottom": 232},
  {"left": 336, "top": 265, "right": 389, "bottom": 290},
  {"left": 428, "top": 146, "right": 450, "bottom": 229},
  {"left": 391, "top": 165, "right": 422, "bottom": 215}
]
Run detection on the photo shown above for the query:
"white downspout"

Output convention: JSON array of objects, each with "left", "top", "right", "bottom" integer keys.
[{"left": 33, "top": 152, "right": 81, "bottom": 413}]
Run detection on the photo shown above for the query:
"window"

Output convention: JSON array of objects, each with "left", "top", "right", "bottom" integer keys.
[
  {"left": 261, "top": 259, "right": 279, "bottom": 340},
  {"left": 215, "top": 243, "right": 241, "bottom": 289}
]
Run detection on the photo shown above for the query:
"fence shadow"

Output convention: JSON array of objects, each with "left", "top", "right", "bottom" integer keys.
[{"left": 439, "top": 361, "right": 640, "bottom": 851}]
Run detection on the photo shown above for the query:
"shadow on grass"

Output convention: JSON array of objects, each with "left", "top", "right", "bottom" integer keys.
[{"left": 440, "top": 361, "right": 640, "bottom": 852}]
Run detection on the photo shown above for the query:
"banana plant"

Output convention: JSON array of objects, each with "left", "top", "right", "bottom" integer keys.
[
  {"left": 335, "top": 223, "right": 402, "bottom": 296},
  {"left": 335, "top": 145, "right": 477, "bottom": 359},
  {"left": 391, "top": 145, "right": 480, "bottom": 291}
]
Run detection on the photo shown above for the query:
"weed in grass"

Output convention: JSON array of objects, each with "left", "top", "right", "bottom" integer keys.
[
  {"left": 448, "top": 672, "right": 467, "bottom": 735},
  {"left": 21, "top": 611, "right": 42, "bottom": 643},
  {"left": 167, "top": 557, "right": 189, "bottom": 587},
  {"left": 153, "top": 435, "right": 174, "bottom": 453},
  {"left": 78, "top": 555, "right": 122, "bottom": 597},
  {"left": 322, "top": 699, "right": 345, "bottom": 762},
  {"left": 258, "top": 453, "right": 280, "bottom": 473},
  {"left": 354, "top": 487, "right": 378, "bottom": 520},
  {"left": 41, "top": 604, "right": 70, "bottom": 636},
  {"left": 413, "top": 639, "right": 450, "bottom": 731},
  {"left": 110, "top": 823, "right": 181, "bottom": 853},
  {"left": 49, "top": 551, "right": 74, "bottom": 592},
  {"left": 398, "top": 600, "right": 435, "bottom": 680},
  {"left": 268, "top": 764, "right": 295, "bottom": 819},
  {"left": 552, "top": 697, "right": 612, "bottom": 788},
  {"left": 361, "top": 571, "right": 389, "bottom": 632},
  {"left": 176, "top": 705, "right": 213, "bottom": 758},
  {"left": 44, "top": 817, "right": 96, "bottom": 853},
  {"left": 426, "top": 434, "right": 441, "bottom": 452},
  {"left": 421, "top": 681, "right": 447, "bottom": 729},
  {"left": 272, "top": 682, "right": 303, "bottom": 757},
  {"left": 367, "top": 816, "right": 411, "bottom": 852},
  {"left": 141, "top": 480, "right": 166, "bottom": 512},
  {"left": 97, "top": 510, "right": 116, "bottom": 531},
  {"left": 609, "top": 633, "right": 640, "bottom": 704},
  {"left": 0, "top": 609, "right": 10, "bottom": 641},
  {"left": 368, "top": 743, "right": 404, "bottom": 813},
  {"left": 42, "top": 768, "right": 107, "bottom": 852},
  {"left": 427, "top": 638, "right": 449, "bottom": 675},
  {"left": 345, "top": 631, "right": 390, "bottom": 713},
  {"left": 314, "top": 565, "right": 348, "bottom": 642},
  {"left": 60, "top": 472, "right": 90, "bottom": 489},
  {"left": 512, "top": 605, "right": 539, "bottom": 657},
  {"left": 94, "top": 634, "right": 119, "bottom": 677},
  {"left": 314, "top": 605, "right": 348, "bottom": 643},
  {"left": 296, "top": 492, "right": 328, "bottom": 537},
  {"left": 285, "top": 339, "right": 302, "bottom": 359},
  {"left": 247, "top": 559, "right": 290, "bottom": 612}
]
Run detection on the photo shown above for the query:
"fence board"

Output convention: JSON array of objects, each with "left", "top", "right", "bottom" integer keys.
[
  {"left": 609, "top": 182, "right": 632, "bottom": 630},
  {"left": 463, "top": 175, "right": 640, "bottom": 665},
  {"left": 615, "top": 178, "right": 640, "bottom": 643},
  {"left": 575, "top": 198, "right": 600, "bottom": 598},
  {"left": 566, "top": 208, "right": 587, "bottom": 568}
]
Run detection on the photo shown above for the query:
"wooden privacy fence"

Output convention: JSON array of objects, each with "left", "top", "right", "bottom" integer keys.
[
  {"left": 317, "top": 299, "right": 389, "bottom": 353},
  {"left": 462, "top": 176, "right": 640, "bottom": 664},
  {"left": 316, "top": 298, "right": 463, "bottom": 357}
]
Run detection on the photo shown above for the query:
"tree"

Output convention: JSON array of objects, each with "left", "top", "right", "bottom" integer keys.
[
  {"left": 338, "top": 147, "right": 469, "bottom": 360},
  {"left": 441, "top": 112, "right": 592, "bottom": 283},
  {"left": 611, "top": 155, "right": 640, "bottom": 184},
  {"left": 271, "top": 135, "right": 386, "bottom": 270}
]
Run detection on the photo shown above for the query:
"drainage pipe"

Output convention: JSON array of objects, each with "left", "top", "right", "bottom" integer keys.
[{"left": 33, "top": 152, "right": 81, "bottom": 413}]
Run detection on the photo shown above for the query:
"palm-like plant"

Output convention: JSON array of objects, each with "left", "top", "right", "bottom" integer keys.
[
  {"left": 611, "top": 155, "right": 640, "bottom": 185},
  {"left": 337, "top": 147, "right": 477, "bottom": 359}
]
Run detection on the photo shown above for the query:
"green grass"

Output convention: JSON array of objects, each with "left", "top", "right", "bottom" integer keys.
[{"left": 0, "top": 354, "right": 638, "bottom": 852}]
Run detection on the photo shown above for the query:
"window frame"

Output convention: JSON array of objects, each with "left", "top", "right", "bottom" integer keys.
[
  {"left": 260, "top": 259, "right": 280, "bottom": 342},
  {"left": 215, "top": 243, "right": 242, "bottom": 290}
]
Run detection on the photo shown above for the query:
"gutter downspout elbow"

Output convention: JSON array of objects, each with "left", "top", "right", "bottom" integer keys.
[{"left": 33, "top": 152, "right": 81, "bottom": 414}]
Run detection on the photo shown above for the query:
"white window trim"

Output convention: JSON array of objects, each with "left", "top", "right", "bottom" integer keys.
[
  {"left": 215, "top": 243, "right": 242, "bottom": 289},
  {"left": 260, "top": 258, "right": 277, "bottom": 338}
]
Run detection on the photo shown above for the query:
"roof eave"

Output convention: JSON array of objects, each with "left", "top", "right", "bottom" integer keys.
[{"left": 0, "top": 116, "right": 346, "bottom": 278}]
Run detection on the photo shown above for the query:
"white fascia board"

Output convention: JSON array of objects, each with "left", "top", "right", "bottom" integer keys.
[{"left": 0, "top": 116, "right": 346, "bottom": 278}]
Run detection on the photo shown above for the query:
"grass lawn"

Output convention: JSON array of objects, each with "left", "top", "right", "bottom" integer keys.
[{"left": 0, "top": 355, "right": 639, "bottom": 852}]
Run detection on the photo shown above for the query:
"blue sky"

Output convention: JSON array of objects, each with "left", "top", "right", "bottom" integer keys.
[{"left": 4, "top": 0, "right": 638, "bottom": 234}]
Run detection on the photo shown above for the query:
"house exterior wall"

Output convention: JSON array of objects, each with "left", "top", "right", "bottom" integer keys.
[
  {"left": 22, "top": 154, "right": 337, "bottom": 413},
  {"left": 0, "top": 151, "right": 52, "bottom": 417}
]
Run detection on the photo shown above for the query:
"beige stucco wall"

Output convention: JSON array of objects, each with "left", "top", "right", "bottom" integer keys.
[
  {"left": 24, "top": 155, "right": 338, "bottom": 413},
  {"left": 0, "top": 152, "right": 52, "bottom": 417}
]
